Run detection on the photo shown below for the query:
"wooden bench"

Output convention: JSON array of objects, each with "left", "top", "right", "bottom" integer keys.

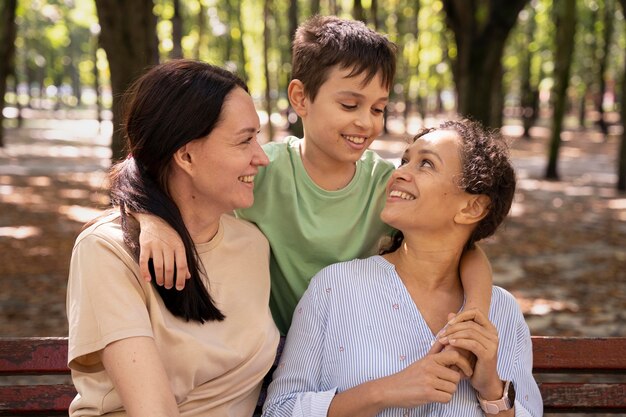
[{"left": 1, "top": 336, "right": 625, "bottom": 415}]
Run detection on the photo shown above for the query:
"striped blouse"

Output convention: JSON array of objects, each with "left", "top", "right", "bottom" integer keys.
[{"left": 262, "top": 255, "right": 543, "bottom": 417}]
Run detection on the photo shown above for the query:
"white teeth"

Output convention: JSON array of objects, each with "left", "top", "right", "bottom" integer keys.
[
  {"left": 344, "top": 135, "right": 366, "bottom": 144},
  {"left": 389, "top": 190, "right": 415, "bottom": 200},
  {"left": 238, "top": 175, "right": 254, "bottom": 183}
]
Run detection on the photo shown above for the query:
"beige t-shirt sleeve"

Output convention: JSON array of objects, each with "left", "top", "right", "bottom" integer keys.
[{"left": 66, "top": 226, "right": 154, "bottom": 372}]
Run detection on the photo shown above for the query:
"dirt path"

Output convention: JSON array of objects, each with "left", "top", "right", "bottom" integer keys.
[{"left": 0, "top": 116, "right": 624, "bottom": 337}]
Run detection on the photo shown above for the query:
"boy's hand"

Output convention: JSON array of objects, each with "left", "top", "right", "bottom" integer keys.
[
  {"left": 436, "top": 309, "right": 501, "bottom": 399},
  {"left": 439, "top": 313, "right": 476, "bottom": 379},
  {"left": 134, "top": 213, "right": 190, "bottom": 290}
]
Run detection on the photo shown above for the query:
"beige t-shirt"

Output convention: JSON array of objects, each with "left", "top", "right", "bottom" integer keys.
[{"left": 66, "top": 213, "right": 279, "bottom": 417}]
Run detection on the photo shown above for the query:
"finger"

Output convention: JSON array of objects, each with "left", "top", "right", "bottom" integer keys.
[
  {"left": 449, "top": 335, "right": 496, "bottom": 361},
  {"left": 436, "top": 351, "right": 473, "bottom": 378},
  {"left": 428, "top": 338, "right": 446, "bottom": 354},
  {"left": 139, "top": 250, "right": 152, "bottom": 282},
  {"left": 152, "top": 252, "right": 165, "bottom": 286},
  {"left": 450, "top": 308, "right": 490, "bottom": 327},
  {"left": 174, "top": 246, "right": 190, "bottom": 290},
  {"left": 162, "top": 250, "right": 175, "bottom": 289}
]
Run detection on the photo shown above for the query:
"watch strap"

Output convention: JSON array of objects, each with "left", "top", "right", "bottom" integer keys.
[{"left": 477, "top": 380, "right": 514, "bottom": 414}]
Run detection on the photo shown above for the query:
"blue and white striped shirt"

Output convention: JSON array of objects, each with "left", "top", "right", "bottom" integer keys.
[{"left": 263, "top": 256, "right": 543, "bottom": 417}]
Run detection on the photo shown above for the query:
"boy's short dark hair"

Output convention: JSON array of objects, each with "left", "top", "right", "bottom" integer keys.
[{"left": 291, "top": 15, "right": 397, "bottom": 101}]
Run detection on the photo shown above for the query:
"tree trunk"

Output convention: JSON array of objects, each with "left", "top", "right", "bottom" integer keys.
[
  {"left": 442, "top": 0, "right": 529, "bottom": 128},
  {"left": 310, "top": 0, "right": 320, "bottom": 15},
  {"left": 94, "top": 0, "right": 159, "bottom": 162},
  {"left": 235, "top": 0, "right": 248, "bottom": 82},
  {"left": 171, "top": 0, "right": 183, "bottom": 59},
  {"left": 519, "top": 4, "right": 538, "bottom": 138},
  {"left": 546, "top": 0, "right": 577, "bottom": 180},
  {"left": 194, "top": 1, "right": 206, "bottom": 60},
  {"left": 371, "top": 0, "right": 379, "bottom": 30},
  {"left": 595, "top": 0, "right": 615, "bottom": 137},
  {"left": 353, "top": 0, "right": 365, "bottom": 23},
  {"left": 263, "top": 0, "right": 275, "bottom": 142},
  {"left": 618, "top": 0, "right": 626, "bottom": 191},
  {"left": 0, "top": 0, "right": 17, "bottom": 147},
  {"left": 286, "top": 0, "right": 303, "bottom": 138}
]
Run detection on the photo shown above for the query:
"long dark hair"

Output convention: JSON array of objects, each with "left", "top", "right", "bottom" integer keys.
[{"left": 109, "top": 60, "right": 248, "bottom": 323}]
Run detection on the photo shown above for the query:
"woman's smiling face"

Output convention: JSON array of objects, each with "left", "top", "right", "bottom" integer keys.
[{"left": 381, "top": 129, "right": 467, "bottom": 234}]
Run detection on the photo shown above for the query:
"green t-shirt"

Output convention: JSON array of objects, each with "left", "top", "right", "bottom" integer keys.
[{"left": 236, "top": 137, "right": 395, "bottom": 334}]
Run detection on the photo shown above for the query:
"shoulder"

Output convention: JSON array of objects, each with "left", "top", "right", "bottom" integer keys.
[
  {"left": 309, "top": 256, "right": 386, "bottom": 292},
  {"left": 70, "top": 213, "right": 138, "bottom": 264},
  {"left": 490, "top": 286, "right": 527, "bottom": 330},
  {"left": 221, "top": 214, "right": 269, "bottom": 245},
  {"left": 358, "top": 149, "right": 395, "bottom": 181},
  {"left": 261, "top": 136, "right": 300, "bottom": 162},
  {"left": 73, "top": 212, "right": 128, "bottom": 255}
]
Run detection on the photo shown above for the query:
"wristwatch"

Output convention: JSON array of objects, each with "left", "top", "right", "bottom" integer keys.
[{"left": 477, "top": 380, "right": 515, "bottom": 414}]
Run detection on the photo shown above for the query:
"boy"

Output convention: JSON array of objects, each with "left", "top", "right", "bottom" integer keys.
[{"left": 137, "top": 16, "right": 492, "bottom": 335}]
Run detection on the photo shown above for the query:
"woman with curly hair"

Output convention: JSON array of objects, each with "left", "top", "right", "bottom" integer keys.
[{"left": 262, "top": 120, "right": 542, "bottom": 417}]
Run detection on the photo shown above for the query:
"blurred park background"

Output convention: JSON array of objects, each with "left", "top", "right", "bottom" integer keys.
[{"left": 0, "top": 0, "right": 625, "bottom": 338}]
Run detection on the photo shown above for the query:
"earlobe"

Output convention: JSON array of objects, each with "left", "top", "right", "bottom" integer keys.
[
  {"left": 288, "top": 79, "right": 308, "bottom": 117},
  {"left": 455, "top": 195, "right": 491, "bottom": 225}
]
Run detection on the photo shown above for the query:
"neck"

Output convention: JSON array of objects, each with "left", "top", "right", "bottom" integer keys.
[
  {"left": 384, "top": 234, "right": 464, "bottom": 292},
  {"left": 299, "top": 139, "right": 356, "bottom": 191},
  {"left": 178, "top": 205, "right": 221, "bottom": 244},
  {"left": 168, "top": 177, "right": 222, "bottom": 244},
  {"left": 384, "top": 235, "right": 465, "bottom": 333}
]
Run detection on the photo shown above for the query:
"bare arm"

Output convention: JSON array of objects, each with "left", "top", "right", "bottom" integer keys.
[
  {"left": 101, "top": 336, "right": 180, "bottom": 417},
  {"left": 459, "top": 245, "right": 492, "bottom": 317},
  {"left": 132, "top": 213, "right": 190, "bottom": 290}
]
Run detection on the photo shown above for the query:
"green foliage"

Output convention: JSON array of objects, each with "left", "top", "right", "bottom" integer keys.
[{"left": 7, "top": 0, "right": 626, "bottom": 122}]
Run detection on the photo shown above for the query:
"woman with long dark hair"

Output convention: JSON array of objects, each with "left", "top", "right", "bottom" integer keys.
[{"left": 66, "top": 60, "right": 279, "bottom": 417}]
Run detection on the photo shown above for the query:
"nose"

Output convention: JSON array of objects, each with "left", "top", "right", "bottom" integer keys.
[
  {"left": 252, "top": 140, "right": 270, "bottom": 167},
  {"left": 354, "top": 108, "right": 374, "bottom": 130},
  {"left": 390, "top": 165, "right": 412, "bottom": 182}
]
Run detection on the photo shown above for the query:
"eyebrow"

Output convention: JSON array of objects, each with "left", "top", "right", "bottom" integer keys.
[
  {"left": 335, "top": 91, "right": 389, "bottom": 102},
  {"left": 235, "top": 127, "right": 259, "bottom": 135},
  {"left": 403, "top": 148, "right": 443, "bottom": 164}
]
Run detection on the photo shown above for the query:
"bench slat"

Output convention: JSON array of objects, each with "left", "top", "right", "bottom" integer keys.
[
  {"left": 0, "top": 385, "right": 75, "bottom": 415},
  {"left": 540, "top": 382, "right": 626, "bottom": 412},
  {"left": 2, "top": 336, "right": 626, "bottom": 415},
  {"left": 0, "top": 338, "right": 69, "bottom": 375},
  {"left": 532, "top": 337, "right": 626, "bottom": 372}
]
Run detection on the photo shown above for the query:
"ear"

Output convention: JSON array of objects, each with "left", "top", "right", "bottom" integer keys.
[
  {"left": 172, "top": 143, "right": 194, "bottom": 175},
  {"left": 454, "top": 195, "right": 491, "bottom": 225},
  {"left": 288, "top": 79, "right": 308, "bottom": 117}
]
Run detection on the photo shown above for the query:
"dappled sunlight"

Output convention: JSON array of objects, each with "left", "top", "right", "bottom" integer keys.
[
  {"left": 27, "top": 176, "right": 52, "bottom": 187},
  {"left": 0, "top": 226, "right": 42, "bottom": 239},
  {"left": 58, "top": 205, "right": 104, "bottom": 223},
  {"left": 516, "top": 296, "right": 580, "bottom": 316},
  {"left": 608, "top": 199, "right": 626, "bottom": 210},
  {"left": 0, "top": 187, "right": 45, "bottom": 205}
]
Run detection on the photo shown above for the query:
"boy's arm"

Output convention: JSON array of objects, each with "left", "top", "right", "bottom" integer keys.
[
  {"left": 133, "top": 213, "right": 190, "bottom": 290},
  {"left": 459, "top": 245, "right": 492, "bottom": 317},
  {"left": 440, "top": 245, "right": 492, "bottom": 375}
]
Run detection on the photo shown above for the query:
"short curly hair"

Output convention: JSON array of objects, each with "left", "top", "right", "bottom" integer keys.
[
  {"left": 439, "top": 119, "right": 516, "bottom": 249},
  {"left": 380, "top": 119, "right": 516, "bottom": 254}
]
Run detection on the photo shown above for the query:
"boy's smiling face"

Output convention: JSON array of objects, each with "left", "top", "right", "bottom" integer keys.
[{"left": 291, "top": 65, "right": 389, "bottom": 168}]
